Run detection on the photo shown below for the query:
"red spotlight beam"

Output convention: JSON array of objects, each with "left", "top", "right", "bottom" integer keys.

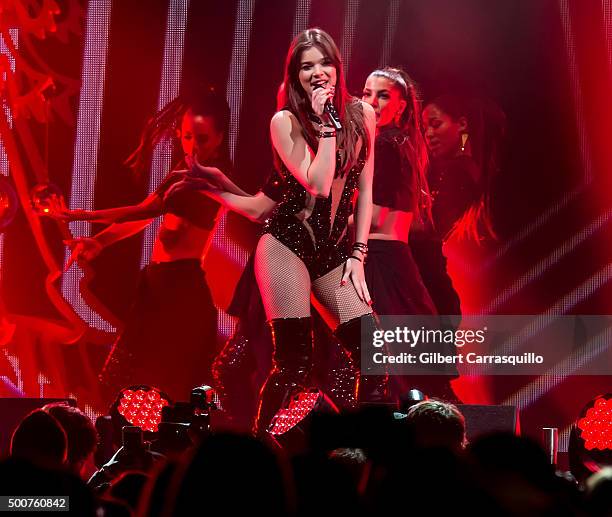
[{"left": 484, "top": 209, "right": 612, "bottom": 313}]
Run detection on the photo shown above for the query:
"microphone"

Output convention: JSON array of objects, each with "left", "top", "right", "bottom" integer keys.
[{"left": 313, "top": 84, "right": 342, "bottom": 130}]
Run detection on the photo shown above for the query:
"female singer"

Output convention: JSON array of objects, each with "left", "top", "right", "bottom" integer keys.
[{"left": 252, "top": 28, "right": 377, "bottom": 432}]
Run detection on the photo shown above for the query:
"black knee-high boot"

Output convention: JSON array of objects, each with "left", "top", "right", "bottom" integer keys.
[
  {"left": 334, "top": 313, "right": 388, "bottom": 404},
  {"left": 254, "top": 317, "right": 313, "bottom": 434},
  {"left": 212, "top": 327, "right": 258, "bottom": 431}
]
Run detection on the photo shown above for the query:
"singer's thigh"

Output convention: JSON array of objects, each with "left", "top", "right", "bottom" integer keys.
[
  {"left": 311, "top": 263, "right": 372, "bottom": 330},
  {"left": 254, "top": 233, "right": 311, "bottom": 320}
]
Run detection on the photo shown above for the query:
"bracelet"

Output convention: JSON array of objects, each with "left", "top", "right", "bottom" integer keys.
[
  {"left": 348, "top": 255, "right": 362, "bottom": 262},
  {"left": 309, "top": 113, "right": 334, "bottom": 128},
  {"left": 352, "top": 242, "right": 368, "bottom": 254},
  {"left": 318, "top": 130, "right": 336, "bottom": 139}
]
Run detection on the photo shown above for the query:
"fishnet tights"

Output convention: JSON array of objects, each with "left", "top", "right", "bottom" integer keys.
[
  {"left": 255, "top": 234, "right": 311, "bottom": 319},
  {"left": 255, "top": 234, "right": 372, "bottom": 328}
]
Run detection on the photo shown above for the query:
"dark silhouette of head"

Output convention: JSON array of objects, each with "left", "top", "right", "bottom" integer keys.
[
  {"left": 161, "top": 433, "right": 293, "bottom": 516},
  {"left": 0, "top": 457, "right": 97, "bottom": 515},
  {"left": 328, "top": 447, "right": 368, "bottom": 495},
  {"left": 10, "top": 409, "right": 67, "bottom": 470},
  {"left": 469, "top": 432, "right": 555, "bottom": 489},
  {"left": 468, "top": 433, "right": 579, "bottom": 515},
  {"left": 405, "top": 400, "right": 466, "bottom": 451},
  {"left": 42, "top": 403, "right": 97, "bottom": 477},
  {"left": 586, "top": 467, "right": 612, "bottom": 517}
]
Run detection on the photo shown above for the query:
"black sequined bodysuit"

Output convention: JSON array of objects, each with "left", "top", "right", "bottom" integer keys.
[{"left": 262, "top": 148, "right": 366, "bottom": 280}]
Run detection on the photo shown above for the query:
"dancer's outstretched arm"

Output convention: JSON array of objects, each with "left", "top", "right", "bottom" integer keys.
[{"left": 46, "top": 191, "right": 162, "bottom": 224}]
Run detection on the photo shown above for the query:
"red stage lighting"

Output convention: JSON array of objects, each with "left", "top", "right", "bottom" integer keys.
[
  {"left": 111, "top": 386, "right": 171, "bottom": 433},
  {"left": 569, "top": 393, "right": 612, "bottom": 482},
  {"left": 268, "top": 389, "right": 340, "bottom": 456},
  {"left": 0, "top": 177, "right": 18, "bottom": 232},
  {"left": 30, "top": 183, "right": 64, "bottom": 216},
  {"left": 577, "top": 396, "right": 612, "bottom": 451},
  {"left": 269, "top": 389, "right": 328, "bottom": 437}
]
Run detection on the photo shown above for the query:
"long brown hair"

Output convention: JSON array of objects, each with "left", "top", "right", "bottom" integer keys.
[
  {"left": 369, "top": 67, "right": 431, "bottom": 222},
  {"left": 276, "top": 28, "right": 369, "bottom": 173},
  {"left": 427, "top": 95, "right": 505, "bottom": 242}
]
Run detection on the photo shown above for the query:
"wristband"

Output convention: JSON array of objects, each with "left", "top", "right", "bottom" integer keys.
[
  {"left": 352, "top": 242, "right": 368, "bottom": 255},
  {"left": 318, "top": 130, "right": 336, "bottom": 139}
]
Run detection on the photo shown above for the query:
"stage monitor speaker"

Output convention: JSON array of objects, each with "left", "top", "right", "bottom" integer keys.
[
  {"left": 0, "top": 398, "right": 76, "bottom": 456},
  {"left": 456, "top": 404, "right": 519, "bottom": 442}
]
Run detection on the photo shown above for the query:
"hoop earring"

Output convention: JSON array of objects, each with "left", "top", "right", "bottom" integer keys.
[{"left": 461, "top": 133, "right": 469, "bottom": 153}]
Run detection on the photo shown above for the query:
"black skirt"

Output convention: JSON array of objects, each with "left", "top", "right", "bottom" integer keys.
[
  {"left": 365, "top": 239, "right": 459, "bottom": 383},
  {"left": 408, "top": 230, "right": 461, "bottom": 316},
  {"left": 100, "top": 259, "right": 218, "bottom": 403},
  {"left": 226, "top": 254, "right": 267, "bottom": 338},
  {"left": 365, "top": 239, "right": 437, "bottom": 316}
]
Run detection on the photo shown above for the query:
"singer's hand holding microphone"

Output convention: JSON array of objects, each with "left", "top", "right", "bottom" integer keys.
[
  {"left": 311, "top": 84, "right": 333, "bottom": 115},
  {"left": 311, "top": 84, "right": 343, "bottom": 131}
]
